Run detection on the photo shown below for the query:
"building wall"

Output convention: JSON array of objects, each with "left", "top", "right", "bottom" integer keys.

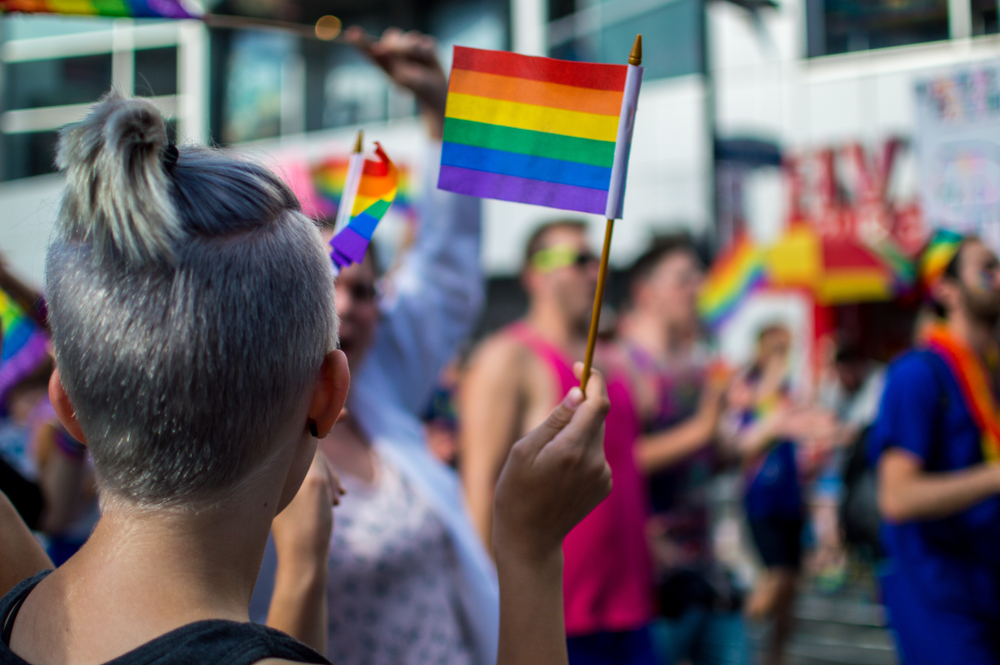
[{"left": 710, "top": 0, "right": 1000, "bottom": 244}]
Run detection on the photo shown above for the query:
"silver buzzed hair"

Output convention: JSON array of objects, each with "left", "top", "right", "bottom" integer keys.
[{"left": 45, "top": 93, "right": 338, "bottom": 506}]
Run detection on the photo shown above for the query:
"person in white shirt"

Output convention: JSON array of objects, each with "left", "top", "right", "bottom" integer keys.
[{"left": 256, "top": 27, "right": 498, "bottom": 665}]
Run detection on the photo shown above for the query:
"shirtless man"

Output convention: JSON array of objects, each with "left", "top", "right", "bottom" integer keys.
[{"left": 460, "top": 220, "right": 657, "bottom": 665}]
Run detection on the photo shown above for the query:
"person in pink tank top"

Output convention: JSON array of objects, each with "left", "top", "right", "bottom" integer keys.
[{"left": 460, "top": 220, "right": 657, "bottom": 665}]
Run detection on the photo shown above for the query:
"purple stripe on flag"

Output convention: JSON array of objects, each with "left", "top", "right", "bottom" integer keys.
[
  {"left": 330, "top": 227, "right": 369, "bottom": 265},
  {"left": 438, "top": 165, "right": 608, "bottom": 215}
]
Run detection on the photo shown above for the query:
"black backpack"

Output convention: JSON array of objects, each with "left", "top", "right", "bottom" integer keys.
[{"left": 839, "top": 424, "right": 881, "bottom": 559}]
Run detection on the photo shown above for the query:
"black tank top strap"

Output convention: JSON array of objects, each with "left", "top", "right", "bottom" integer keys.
[
  {"left": 1, "top": 570, "right": 51, "bottom": 648},
  {"left": 0, "top": 570, "right": 329, "bottom": 665},
  {"left": 103, "top": 620, "right": 331, "bottom": 665}
]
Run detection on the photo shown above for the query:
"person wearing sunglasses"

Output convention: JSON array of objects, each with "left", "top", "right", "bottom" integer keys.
[{"left": 460, "top": 220, "right": 657, "bottom": 665}]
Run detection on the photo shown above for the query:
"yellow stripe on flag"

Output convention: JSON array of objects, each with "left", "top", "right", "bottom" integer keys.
[{"left": 444, "top": 93, "right": 621, "bottom": 143}]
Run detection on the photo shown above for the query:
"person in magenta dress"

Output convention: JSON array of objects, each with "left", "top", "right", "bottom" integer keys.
[{"left": 460, "top": 219, "right": 656, "bottom": 665}]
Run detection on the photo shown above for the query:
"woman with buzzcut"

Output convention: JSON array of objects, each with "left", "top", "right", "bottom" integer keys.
[{"left": 0, "top": 92, "right": 614, "bottom": 665}]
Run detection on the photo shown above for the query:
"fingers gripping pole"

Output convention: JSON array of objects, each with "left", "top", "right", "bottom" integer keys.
[{"left": 580, "top": 218, "right": 614, "bottom": 396}]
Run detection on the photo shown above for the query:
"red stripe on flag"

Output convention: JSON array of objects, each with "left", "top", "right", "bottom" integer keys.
[{"left": 452, "top": 46, "right": 627, "bottom": 92}]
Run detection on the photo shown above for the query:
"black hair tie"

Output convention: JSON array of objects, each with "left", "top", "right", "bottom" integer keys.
[{"left": 162, "top": 144, "right": 180, "bottom": 172}]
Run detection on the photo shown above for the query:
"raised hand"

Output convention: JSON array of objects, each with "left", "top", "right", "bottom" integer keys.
[
  {"left": 343, "top": 26, "right": 448, "bottom": 139},
  {"left": 492, "top": 363, "right": 611, "bottom": 665},
  {"left": 493, "top": 362, "right": 612, "bottom": 562},
  {"left": 267, "top": 449, "right": 344, "bottom": 655}
]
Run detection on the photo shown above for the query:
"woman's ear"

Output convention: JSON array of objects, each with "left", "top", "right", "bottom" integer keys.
[
  {"left": 49, "top": 367, "right": 87, "bottom": 445},
  {"left": 308, "top": 349, "right": 351, "bottom": 438}
]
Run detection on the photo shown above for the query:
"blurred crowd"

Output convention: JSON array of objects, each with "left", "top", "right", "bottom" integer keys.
[{"left": 1, "top": 25, "right": 1000, "bottom": 665}]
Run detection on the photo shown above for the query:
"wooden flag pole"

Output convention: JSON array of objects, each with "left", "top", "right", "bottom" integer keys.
[{"left": 580, "top": 34, "right": 642, "bottom": 396}]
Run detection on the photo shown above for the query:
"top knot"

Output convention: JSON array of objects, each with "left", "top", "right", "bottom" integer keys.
[{"left": 55, "top": 92, "right": 186, "bottom": 266}]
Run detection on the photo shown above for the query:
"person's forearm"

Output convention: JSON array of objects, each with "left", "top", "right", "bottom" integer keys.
[
  {"left": 40, "top": 452, "right": 87, "bottom": 535},
  {"left": 495, "top": 548, "right": 567, "bottom": 665},
  {"left": 421, "top": 106, "right": 444, "bottom": 140},
  {"left": 463, "top": 481, "right": 495, "bottom": 552},
  {"left": 0, "top": 491, "right": 53, "bottom": 596},
  {"left": 879, "top": 461, "right": 1000, "bottom": 523},
  {"left": 637, "top": 413, "right": 715, "bottom": 473},
  {"left": 266, "top": 560, "right": 328, "bottom": 655}
]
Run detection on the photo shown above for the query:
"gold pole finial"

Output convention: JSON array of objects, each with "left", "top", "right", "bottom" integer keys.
[
  {"left": 629, "top": 34, "right": 642, "bottom": 66},
  {"left": 352, "top": 130, "right": 364, "bottom": 153}
]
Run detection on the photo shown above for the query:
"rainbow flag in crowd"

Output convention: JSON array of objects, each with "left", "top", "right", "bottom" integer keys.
[
  {"left": 0, "top": 289, "right": 49, "bottom": 406},
  {"left": 329, "top": 143, "right": 398, "bottom": 270},
  {"left": 698, "top": 235, "right": 767, "bottom": 327},
  {"left": 313, "top": 157, "right": 414, "bottom": 222},
  {"left": 438, "top": 46, "right": 643, "bottom": 218},
  {"left": 0, "top": 0, "right": 196, "bottom": 18}
]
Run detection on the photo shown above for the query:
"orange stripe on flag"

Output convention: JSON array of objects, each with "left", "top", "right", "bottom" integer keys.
[{"left": 448, "top": 69, "right": 623, "bottom": 117}]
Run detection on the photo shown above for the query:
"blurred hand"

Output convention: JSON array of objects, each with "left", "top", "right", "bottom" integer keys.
[
  {"left": 493, "top": 364, "right": 612, "bottom": 564},
  {"left": 344, "top": 26, "right": 448, "bottom": 139},
  {"left": 782, "top": 407, "right": 837, "bottom": 442},
  {"left": 271, "top": 449, "right": 344, "bottom": 567}
]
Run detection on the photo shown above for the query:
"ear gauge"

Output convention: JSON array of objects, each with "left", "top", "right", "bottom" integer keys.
[{"left": 308, "top": 422, "right": 319, "bottom": 438}]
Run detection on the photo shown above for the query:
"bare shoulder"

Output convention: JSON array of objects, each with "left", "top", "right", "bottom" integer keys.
[{"left": 465, "top": 329, "right": 531, "bottom": 385}]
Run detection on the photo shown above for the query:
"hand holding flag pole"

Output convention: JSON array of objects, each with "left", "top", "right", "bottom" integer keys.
[
  {"left": 334, "top": 131, "right": 366, "bottom": 236},
  {"left": 580, "top": 35, "right": 643, "bottom": 395},
  {"left": 436, "top": 35, "right": 644, "bottom": 394}
]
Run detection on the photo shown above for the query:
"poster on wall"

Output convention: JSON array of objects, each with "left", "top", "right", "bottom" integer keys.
[{"left": 914, "top": 61, "right": 1000, "bottom": 251}]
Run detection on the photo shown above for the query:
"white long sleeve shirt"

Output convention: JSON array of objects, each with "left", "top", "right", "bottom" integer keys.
[{"left": 252, "top": 142, "right": 498, "bottom": 665}]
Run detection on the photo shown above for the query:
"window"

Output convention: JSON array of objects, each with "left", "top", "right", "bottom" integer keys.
[
  {"left": 548, "top": 0, "right": 703, "bottom": 80},
  {"left": 5, "top": 54, "right": 113, "bottom": 111},
  {"left": 0, "top": 18, "right": 199, "bottom": 181},
  {"left": 807, "top": 0, "right": 950, "bottom": 57},
  {"left": 135, "top": 47, "right": 178, "bottom": 97},
  {"left": 972, "top": 0, "right": 999, "bottom": 35}
]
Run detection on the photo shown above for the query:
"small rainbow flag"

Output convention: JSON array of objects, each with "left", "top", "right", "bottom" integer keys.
[
  {"left": 438, "top": 46, "right": 643, "bottom": 218},
  {"left": 329, "top": 143, "right": 398, "bottom": 270},
  {"left": 0, "top": 0, "right": 196, "bottom": 18},
  {"left": 0, "top": 289, "right": 49, "bottom": 406},
  {"left": 313, "top": 158, "right": 414, "bottom": 222},
  {"left": 698, "top": 236, "right": 767, "bottom": 327},
  {"left": 920, "top": 227, "right": 964, "bottom": 287}
]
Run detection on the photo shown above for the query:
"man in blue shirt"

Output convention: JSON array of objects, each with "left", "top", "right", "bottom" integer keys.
[{"left": 870, "top": 231, "right": 1000, "bottom": 665}]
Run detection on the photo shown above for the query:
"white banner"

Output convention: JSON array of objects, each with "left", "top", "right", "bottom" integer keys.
[{"left": 915, "top": 62, "right": 1000, "bottom": 251}]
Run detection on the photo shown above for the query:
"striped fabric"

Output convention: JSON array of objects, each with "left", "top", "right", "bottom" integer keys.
[
  {"left": 313, "top": 157, "right": 414, "bottom": 222},
  {"left": 329, "top": 143, "right": 398, "bottom": 269},
  {"left": 0, "top": 0, "right": 196, "bottom": 18},
  {"left": 438, "top": 46, "right": 630, "bottom": 216}
]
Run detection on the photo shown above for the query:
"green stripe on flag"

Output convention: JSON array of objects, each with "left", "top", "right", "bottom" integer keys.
[
  {"left": 360, "top": 198, "right": 392, "bottom": 219},
  {"left": 94, "top": 0, "right": 131, "bottom": 16},
  {"left": 443, "top": 118, "right": 616, "bottom": 168}
]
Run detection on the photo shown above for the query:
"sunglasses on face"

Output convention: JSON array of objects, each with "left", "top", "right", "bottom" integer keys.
[
  {"left": 337, "top": 280, "right": 378, "bottom": 304},
  {"left": 530, "top": 245, "right": 599, "bottom": 274}
]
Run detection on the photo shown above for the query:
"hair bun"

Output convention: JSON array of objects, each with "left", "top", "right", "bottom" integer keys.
[{"left": 55, "top": 91, "right": 185, "bottom": 265}]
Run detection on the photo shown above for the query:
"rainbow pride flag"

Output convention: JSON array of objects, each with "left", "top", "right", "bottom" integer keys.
[
  {"left": 313, "top": 157, "right": 414, "bottom": 222},
  {"left": 698, "top": 236, "right": 767, "bottom": 327},
  {"left": 329, "top": 143, "right": 398, "bottom": 270},
  {"left": 0, "top": 289, "right": 49, "bottom": 405},
  {"left": 438, "top": 46, "right": 643, "bottom": 218},
  {"left": 0, "top": 0, "right": 196, "bottom": 18}
]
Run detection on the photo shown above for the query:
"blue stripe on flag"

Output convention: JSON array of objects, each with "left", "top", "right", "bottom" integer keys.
[{"left": 441, "top": 142, "right": 612, "bottom": 191}]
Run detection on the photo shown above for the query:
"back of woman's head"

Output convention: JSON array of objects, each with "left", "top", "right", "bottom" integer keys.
[{"left": 46, "top": 93, "right": 337, "bottom": 507}]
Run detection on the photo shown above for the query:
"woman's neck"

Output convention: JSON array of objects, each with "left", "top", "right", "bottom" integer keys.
[
  {"left": 10, "top": 496, "right": 276, "bottom": 665},
  {"left": 322, "top": 416, "right": 377, "bottom": 484}
]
